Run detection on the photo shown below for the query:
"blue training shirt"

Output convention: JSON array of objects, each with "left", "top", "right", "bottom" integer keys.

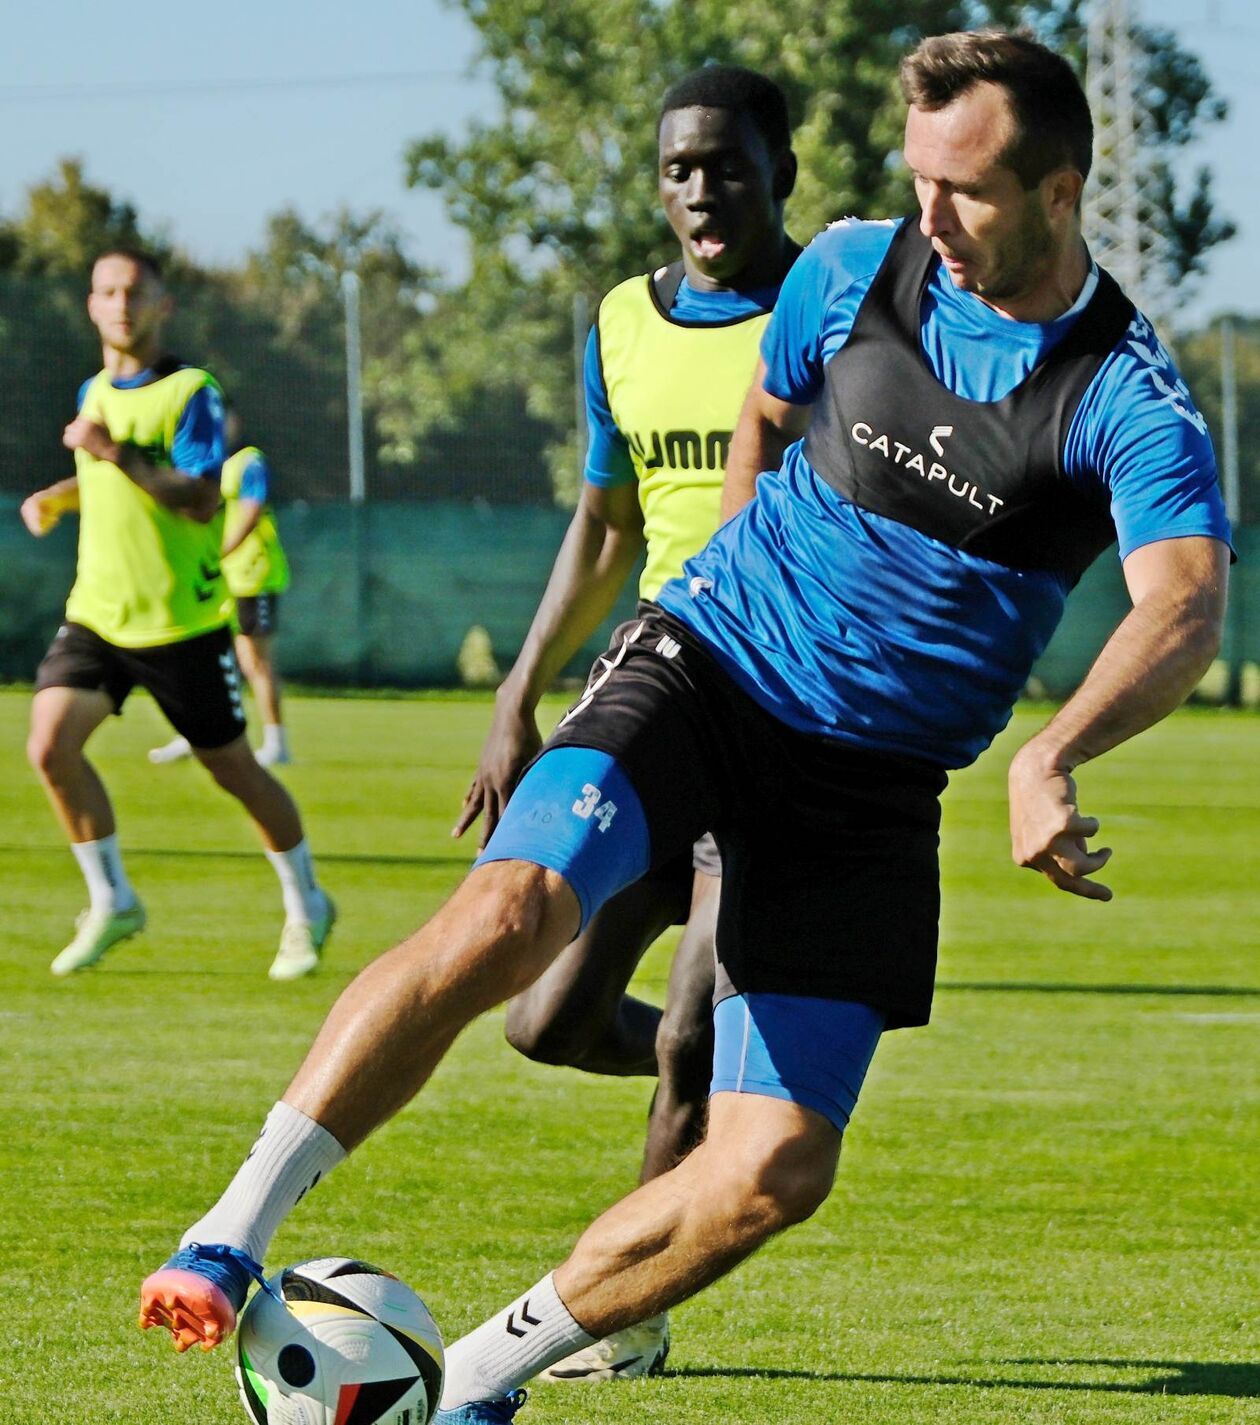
[
  {"left": 583, "top": 276, "right": 784, "bottom": 488},
  {"left": 656, "top": 219, "right": 1231, "bottom": 769}
]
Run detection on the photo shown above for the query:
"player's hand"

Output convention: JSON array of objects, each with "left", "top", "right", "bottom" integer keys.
[
  {"left": 62, "top": 417, "right": 118, "bottom": 462},
  {"left": 451, "top": 702, "right": 542, "bottom": 850},
  {"left": 1008, "top": 746, "right": 1113, "bottom": 901},
  {"left": 20, "top": 492, "right": 59, "bottom": 536}
]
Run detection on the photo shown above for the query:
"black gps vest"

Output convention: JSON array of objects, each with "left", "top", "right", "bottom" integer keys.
[{"left": 801, "top": 219, "right": 1135, "bottom": 582}]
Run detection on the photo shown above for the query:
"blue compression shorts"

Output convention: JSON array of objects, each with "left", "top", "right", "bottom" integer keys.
[
  {"left": 474, "top": 746, "right": 651, "bottom": 932},
  {"left": 711, "top": 994, "right": 885, "bottom": 1132}
]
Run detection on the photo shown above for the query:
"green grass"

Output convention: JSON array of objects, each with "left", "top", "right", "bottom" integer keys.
[{"left": 0, "top": 687, "right": 1255, "bottom": 1423}]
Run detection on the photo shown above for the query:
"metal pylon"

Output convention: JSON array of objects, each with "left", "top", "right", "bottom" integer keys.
[{"left": 1084, "top": 0, "right": 1169, "bottom": 315}]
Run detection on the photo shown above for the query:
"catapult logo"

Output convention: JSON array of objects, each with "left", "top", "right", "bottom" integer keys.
[{"left": 850, "top": 420, "right": 1005, "bottom": 516}]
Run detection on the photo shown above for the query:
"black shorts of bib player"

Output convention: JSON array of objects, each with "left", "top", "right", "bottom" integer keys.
[{"left": 36, "top": 622, "right": 247, "bottom": 751}]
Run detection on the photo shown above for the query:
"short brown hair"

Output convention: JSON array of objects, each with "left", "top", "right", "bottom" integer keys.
[
  {"left": 900, "top": 29, "right": 1092, "bottom": 189},
  {"left": 92, "top": 247, "right": 164, "bottom": 283}
]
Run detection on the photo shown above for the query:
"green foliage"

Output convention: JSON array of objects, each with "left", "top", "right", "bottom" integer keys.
[
  {"left": 404, "top": 0, "right": 1235, "bottom": 502},
  {"left": 0, "top": 157, "right": 163, "bottom": 277}
]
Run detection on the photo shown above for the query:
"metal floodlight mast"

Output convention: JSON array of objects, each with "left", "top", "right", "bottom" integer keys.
[{"left": 1084, "top": 0, "right": 1170, "bottom": 317}]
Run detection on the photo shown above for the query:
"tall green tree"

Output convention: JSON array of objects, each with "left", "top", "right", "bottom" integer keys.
[
  {"left": 1, "top": 158, "right": 166, "bottom": 278},
  {"left": 404, "top": 0, "right": 1234, "bottom": 501}
]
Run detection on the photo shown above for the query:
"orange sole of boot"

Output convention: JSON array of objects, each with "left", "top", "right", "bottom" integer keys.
[{"left": 138, "top": 1268, "right": 239, "bottom": 1352}]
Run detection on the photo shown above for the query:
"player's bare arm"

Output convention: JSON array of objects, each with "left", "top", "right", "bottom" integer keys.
[
  {"left": 721, "top": 358, "right": 811, "bottom": 519},
  {"left": 20, "top": 477, "right": 80, "bottom": 535},
  {"left": 452, "top": 479, "right": 646, "bottom": 845},
  {"left": 220, "top": 496, "right": 264, "bottom": 557},
  {"left": 1008, "top": 534, "right": 1228, "bottom": 900},
  {"left": 62, "top": 416, "right": 221, "bottom": 523}
]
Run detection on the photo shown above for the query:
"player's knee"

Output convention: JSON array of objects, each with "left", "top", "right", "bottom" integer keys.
[
  {"left": 27, "top": 725, "right": 73, "bottom": 782},
  {"left": 503, "top": 992, "right": 593, "bottom": 1067},
  {"left": 711, "top": 1131, "right": 837, "bottom": 1238}
]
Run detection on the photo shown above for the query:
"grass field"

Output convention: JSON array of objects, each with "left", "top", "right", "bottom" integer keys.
[{"left": 0, "top": 686, "right": 1255, "bottom": 1424}]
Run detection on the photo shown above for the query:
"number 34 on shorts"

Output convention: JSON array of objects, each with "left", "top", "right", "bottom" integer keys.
[{"left": 573, "top": 783, "right": 618, "bottom": 832}]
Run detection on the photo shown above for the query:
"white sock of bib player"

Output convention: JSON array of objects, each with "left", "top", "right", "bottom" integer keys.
[
  {"left": 72, "top": 835, "right": 138, "bottom": 913},
  {"left": 260, "top": 724, "right": 289, "bottom": 760},
  {"left": 179, "top": 1101, "right": 345, "bottom": 1265},
  {"left": 264, "top": 839, "right": 322, "bottom": 922},
  {"left": 439, "top": 1273, "right": 595, "bottom": 1409}
]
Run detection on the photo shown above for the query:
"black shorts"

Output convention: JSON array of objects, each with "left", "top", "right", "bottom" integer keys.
[
  {"left": 234, "top": 593, "right": 280, "bottom": 637},
  {"left": 546, "top": 606, "right": 947, "bottom": 1029},
  {"left": 35, "top": 622, "right": 248, "bottom": 750}
]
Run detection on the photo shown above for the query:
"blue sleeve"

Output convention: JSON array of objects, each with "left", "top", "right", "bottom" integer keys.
[
  {"left": 761, "top": 220, "right": 899, "bottom": 404},
  {"left": 1066, "top": 312, "right": 1232, "bottom": 560},
  {"left": 237, "top": 453, "right": 271, "bottom": 503},
  {"left": 172, "top": 384, "right": 226, "bottom": 480},
  {"left": 582, "top": 323, "right": 636, "bottom": 488},
  {"left": 77, "top": 378, "right": 93, "bottom": 412}
]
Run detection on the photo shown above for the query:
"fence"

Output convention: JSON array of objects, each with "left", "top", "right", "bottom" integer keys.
[
  {"left": 3, "top": 499, "right": 1257, "bottom": 703},
  {"left": 1, "top": 275, "right": 1256, "bottom": 701}
]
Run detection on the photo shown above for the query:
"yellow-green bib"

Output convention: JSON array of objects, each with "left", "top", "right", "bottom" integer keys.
[
  {"left": 66, "top": 366, "right": 227, "bottom": 647},
  {"left": 220, "top": 447, "right": 290, "bottom": 598},
  {"left": 597, "top": 271, "right": 770, "bottom": 599}
]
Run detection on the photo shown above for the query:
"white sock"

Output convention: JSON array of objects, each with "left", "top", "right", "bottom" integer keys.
[
  {"left": 265, "top": 839, "right": 322, "bottom": 922},
  {"left": 261, "top": 724, "right": 288, "bottom": 757},
  {"left": 72, "top": 835, "right": 137, "bottom": 913},
  {"left": 179, "top": 1101, "right": 345, "bottom": 1265},
  {"left": 439, "top": 1273, "right": 595, "bottom": 1409}
]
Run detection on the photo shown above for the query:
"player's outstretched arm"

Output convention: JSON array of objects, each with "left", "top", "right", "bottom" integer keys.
[
  {"left": 453, "top": 480, "right": 645, "bottom": 847},
  {"left": 20, "top": 477, "right": 79, "bottom": 535},
  {"left": 1008, "top": 535, "right": 1228, "bottom": 899},
  {"left": 62, "top": 417, "right": 220, "bottom": 522},
  {"left": 721, "top": 359, "right": 812, "bottom": 520}
]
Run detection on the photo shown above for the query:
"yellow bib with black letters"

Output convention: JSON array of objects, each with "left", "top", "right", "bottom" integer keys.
[{"left": 597, "top": 272, "right": 770, "bottom": 599}]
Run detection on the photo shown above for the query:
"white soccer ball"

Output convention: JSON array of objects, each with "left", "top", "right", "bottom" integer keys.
[{"left": 235, "top": 1256, "right": 444, "bottom": 1425}]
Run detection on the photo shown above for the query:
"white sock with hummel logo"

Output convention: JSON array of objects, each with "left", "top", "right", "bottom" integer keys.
[
  {"left": 178, "top": 1100, "right": 345, "bottom": 1266},
  {"left": 439, "top": 1272, "right": 594, "bottom": 1409}
]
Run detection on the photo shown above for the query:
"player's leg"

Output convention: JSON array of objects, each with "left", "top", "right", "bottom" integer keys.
[
  {"left": 536, "top": 861, "right": 714, "bottom": 1383},
  {"left": 638, "top": 862, "right": 719, "bottom": 1182},
  {"left": 437, "top": 997, "right": 884, "bottom": 1417},
  {"left": 28, "top": 628, "right": 147, "bottom": 973},
  {"left": 139, "top": 613, "right": 718, "bottom": 1353},
  {"left": 503, "top": 858, "right": 690, "bottom": 1075},
  {"left": 194, "top": 734, "right": 333, "bottom": 978},
  {"left": 236, "top": 595, "right": 289, "bottom": 765},
  {"left": 135, "top": 624, "right": 331, "bottom": 978},
  {"left": 140, "top": 739, "right": 678, "bottom": 1350}
]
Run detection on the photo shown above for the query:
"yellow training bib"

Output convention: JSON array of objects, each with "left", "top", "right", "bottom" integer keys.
[
  {"left": 596, "top": 270, "right": 770, "bottom": 599},
  {"left": 65, "top": 365, "right": 227, "bottom": 647}
]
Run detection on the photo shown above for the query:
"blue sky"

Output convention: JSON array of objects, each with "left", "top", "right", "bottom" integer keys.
[{"left": 1, "top": 0, "right": 1254, "bottom": 328}]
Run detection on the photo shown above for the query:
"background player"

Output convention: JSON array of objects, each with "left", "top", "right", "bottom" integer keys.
[
  {"left": 452, "top": 64, "right": 799, "bottom": 1381},
  {"left": 150, "top": 406, "right": 293, "bottom": 767},
  {"left": 21, "top": 248, "right": 333, "bottom": 980},
  {"left": 139, "top": 29, "right": 1229, "bottom": 1425}
]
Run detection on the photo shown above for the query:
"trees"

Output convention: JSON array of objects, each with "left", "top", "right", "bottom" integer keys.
[{"left": 404, "top": 0, "right": 1234, "bottom": 502}]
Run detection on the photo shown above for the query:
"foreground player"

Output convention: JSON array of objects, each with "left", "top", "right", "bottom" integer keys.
[
  {"left": 150, "top": 409, "right": 293, "bottom": 767},
  {"left": 453, "top": 64, "right": 800, "bottom": 1381},
  {"left": 140, "top": 31, "right": 1230, "bottom": 1423},
  {"left": 22, "top": 250, "right": 333, "bottom": 980}
]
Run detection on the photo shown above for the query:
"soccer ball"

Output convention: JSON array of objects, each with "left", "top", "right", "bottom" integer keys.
[{"left": 235, "top": 1257, "right": 444, "bottom": 1425}]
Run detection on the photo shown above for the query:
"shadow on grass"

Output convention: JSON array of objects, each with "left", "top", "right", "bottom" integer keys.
[
  {"left": 940, "top": 980, "right": 1260, "bottom": 998},
  {"left": 669, "top": 1358, "right": 1260, "bottom": 1398}
]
